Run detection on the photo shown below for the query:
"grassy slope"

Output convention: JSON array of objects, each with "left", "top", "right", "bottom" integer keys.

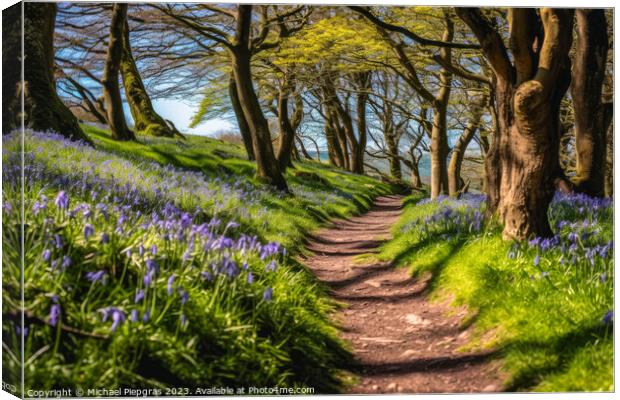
[
  {"left": 84, "top": 125, "right": 391, "bottom": 251},
  {"left": 377, "top": 193, "right": 613, "bottom": 392},
  {"left": 2, "top": 126, "right": 395, "bottom": 393}
]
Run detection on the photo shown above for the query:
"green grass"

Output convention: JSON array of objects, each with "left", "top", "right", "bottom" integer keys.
[
  {"left": 2, "top": 127, "right": 396, "bottom": 394},
  {"left": 377, "top": 193, "right": 613, "bottom": 392},
  {"left": 83, "top": 124, "right": 391, "bottom": 251}
]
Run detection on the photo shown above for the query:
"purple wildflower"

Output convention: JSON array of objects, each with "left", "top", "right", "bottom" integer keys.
[
  {"left": 247, "top": 272, "right": 254, "bottom": 284},
  {"left": 100, "top": 233, "right": 110, "bottom": 244},
  {"left": 49, "top": 303, "right": 61, "bottom": 327},
  {"left": 130, "top": 310, "right": 139, "bottom": 323},
  {"left": 54, "top": 234, "right": 63, "bottom": 249},
  {"left": 42, "top": 249, "right": 51, "bottom": 262},
  {"left": 603, "top": 310, "right": 613, "bottom": 324},
  {"left": 135, "top": 290, "right": 145, "bottom": 303},
  {"left": 263, "top": 287, "right": 273, "bottom": 302},
  {"left": 54, "top": 191, "right": 69, "bottom": 210},
  {"left": 84, "top": 224, "right": 95, "bottom": 240},
  {"left": 62, "top": 256, "right": 71, "bottom": 269},
  {"left": 167, "top": 275, "right": 175, "bottom": 295},
  {"left": 533, "top": 255, "right": 540, "bottom": 267},
  {"left": 85, "top": 270, "right": 107, "bottom": 285}
]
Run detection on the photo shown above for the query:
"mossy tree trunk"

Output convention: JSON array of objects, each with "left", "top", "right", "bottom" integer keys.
[
  {"left": 8, "top": 3, "right": 90, "bottom": 142},
  {"left": 448, "top": 91, "right": 487, "bottom": 196},
  {"left": 119, "top": 13, "right": 174, "bottom": 138},
  {"left": 102, "top": 4, "right": 134, "bottom": 141},
  {"left": 228, "top": 73, "right": 255, "bottom": 160},
  {"left": 570, "top": 9, "right": 609, "bottom": 197},
  {"left": 230, "top": 5, "right": 288, "bottom": 192},
  {"left": 458, "top": 8, "right": 574, "bottom": 239}
]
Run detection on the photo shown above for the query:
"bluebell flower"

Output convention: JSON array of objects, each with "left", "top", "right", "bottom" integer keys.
[
  {"left": 263, "top": 287, "right": 273, "bottom": 302},
  {"left": 533, "top": 255, "right": 540, "bottom": 267},
  {"left": 85, "top": 270, "right": 107, "bottom": 285},
  {"left": 42, "top": 249, "right": 51, "bottom": 262},
  {"left": 143, "top": 309, "right": 151, "bottom": 323},
  {"left": 61, "top": 256, "right": 71, "bottom": 269},
  {"left": 130, "top": 310, "right": 139, "bottom": 323},
  {"left": 100, "top": 307, "right": 125, "bottom": 332},
  {"left": 167, "top": 275, "right": 175, "bottom": 295},
  {"left": 54, "top": 234, "right": 63, "bottom": 249},
  {"left": 180, "top": 290, "right": 189, "bottom": 305},
  {"left": 134, "top": 290, "right": 145, "bottom": 303},
  {"left": 603, "top": 310, "right": 613, "bottom": 324},
  {"left": 247, "top": 272, "right": 254, "bottom": 284},
  {"left": 100, "top": 233, "right": 110, "bottom": 244},
  {"left": 84, "top": 224, "right": 95, "bottom": 240},
  {"left": 49, "top": 303, "right": 61, "bottom": 327},
  {"left": 54, "top": 191, "right": 69, "bottom": 210}
]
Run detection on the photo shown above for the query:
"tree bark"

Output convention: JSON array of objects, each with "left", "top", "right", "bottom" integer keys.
[
  {"left": 3, "top": 3, "right": 21, "bottom": 134},
  {"left": 102, "top": 4, "right": 135, "bottom": 141},
  {"left": 11, "top": 3, "right": 90, "bottom": 142},
  {"left": 228, "top": 73, "right": 255, "bottom": 160},
  {"left": 457, "top": 8, "right": 574, "bottom": 240},
  {"left": 120, "top": 15, "right": 174, "bottom": 137},
  {"left": 448, "top": 92, "right": 486, "bottom": 196},
  {"left": 230, "top": 5, "right": 288, "bottom": 192},
  {"left": 410, "top": 161, "right": 422, "bottom": 188},
  {"left": 429, "top": 21, "right": 453, "bottom": 198},
  {"left": 351, "top": 72, "right": 371, "bottom": 174},
  {"left": 275, "top": 71, "right": 297, "bottom": 171},
  {"left": 571, "top": 9, "right": 608, "bottom": 197},
  {"left": 385, "top": 133, "right": 402, "bottom": 180}
]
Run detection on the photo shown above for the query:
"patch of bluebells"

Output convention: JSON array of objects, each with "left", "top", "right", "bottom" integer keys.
[
  {"left": 506, "top": 191, "right": 613, "bottom": 323},
  {"left": 4, "top": 131, "right": 287, "bottom": 336},
  {"left": 403, "top": 193, "right": 486, "bottom": 240}
]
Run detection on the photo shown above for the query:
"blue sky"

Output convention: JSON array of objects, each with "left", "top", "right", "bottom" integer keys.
[{"left": 150, "top": 99, "right": 232, "bottom": 137}]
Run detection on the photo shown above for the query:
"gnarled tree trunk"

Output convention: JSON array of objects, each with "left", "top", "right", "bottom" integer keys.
[
  {"left": 13, "top": 3, "right": 90, "bottom": 142},
  {"left": 458, "top": 8, "right": 574, "bottom": 240},
  {"left": 102, "top": 4, "right": 135, "bottom": 141},
  {"left": 571, "top": 9, "right": 609, "bottom": 197},
  {"left": 120, "top": 15, "right": 174, "bottom": 137}
]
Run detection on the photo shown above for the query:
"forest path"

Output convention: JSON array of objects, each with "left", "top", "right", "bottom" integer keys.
[{"left": 302, "top": 195, "right": 505, "bottom": 393}]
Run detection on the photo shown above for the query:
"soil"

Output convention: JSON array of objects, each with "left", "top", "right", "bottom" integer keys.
[{"left": 302, "top": 195, "right": 506, "bottom": 394}]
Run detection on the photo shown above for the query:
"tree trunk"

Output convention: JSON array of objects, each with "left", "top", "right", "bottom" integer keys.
[
  {"left": 351, "top": 72, "right": 370, "bottom": 174},
  {"left": 231, "top": 5, "right": 288, "bottom": 192},
  {"left": 410, "top": 162, "right": 422, "bottom": 189},
  {"left": 228, "top": 73, "right": 255, "bottom": 160},
  {"left": 102, "top": 4, "right": 135, "bottom": 141},
  {"left": 385, "top": 133, "right": 402, "bottom": 179},
  {"left": 429, "top": 21, "right": 453, "bottom": 198},
  {"left": 448, "top": 92, "right": 486, "bottom": 196},
  {"left": 3, "top": 3, "right": 21, "bottom": 134},
  {"left": 120, "top": 16, "right": 173, "bottom": 137},
  {"left": 457, "top": 8, "right": 574, "bottom": 240},
  {"left": 276, "top": 72, "right": 296, "bottom": 171},
  {"left": 14, "top": 3, "right": 90, "bottom": 142},
  {"left": 499, "top": 9, "right": 574, "bottom": 239},
  {"left": 571, "top": 9, "right": 608, "bottom": 197}
]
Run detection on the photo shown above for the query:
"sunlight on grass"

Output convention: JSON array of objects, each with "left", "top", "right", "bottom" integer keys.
[{"left": 378, "top": 193, "right": 613, "bottom": 392}]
